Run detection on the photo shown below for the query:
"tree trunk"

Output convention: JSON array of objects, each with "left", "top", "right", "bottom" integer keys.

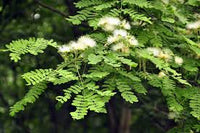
[
  {"left": 107, "top": 101, "right": 118, "bottom": 133},
  {"left": 119, "top": 106, "right": 132, "bottom": 133},
  {"left": 107, "top": 100, "right": 132, "bottom": 133}
]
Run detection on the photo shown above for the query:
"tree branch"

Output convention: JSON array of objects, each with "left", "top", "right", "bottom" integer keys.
[{"left": 35, "top": 0, "right": 68, "bottom": 18}]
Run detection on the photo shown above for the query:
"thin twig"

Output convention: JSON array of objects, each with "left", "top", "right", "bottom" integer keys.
[{"left": 35, "top": 0, "right": 68, "bottom": 18}]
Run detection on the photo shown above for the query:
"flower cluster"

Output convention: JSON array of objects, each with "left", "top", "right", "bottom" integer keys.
[
  {"left": 58, "top": 36, "right": 96, "bottom": 53},
  {"left": 98, "top": 16, "right": 138, "bottom": 53},
  {"left": 98, "top": 17, "right": 121, "bottom": 31},
  {"left": 186, "top": 20, "right": 200, "bottom": 30},
  {"left": 147, "top": 47, "right": 183, "bottom": 65},
  {"left": 158, "top": 71, "right": 166, "bottom": 78},
  {"left": 174, "top": 56, "right": 183, "bottom": 65}
]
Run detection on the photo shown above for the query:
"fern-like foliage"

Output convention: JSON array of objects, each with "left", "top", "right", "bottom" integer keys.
[
  {"left": 22, "top": 69, "right": 53, "bottom": 85},
  {"left": 190, "top": 94, "right": 200, "bottom": 120},
  {"left": 67, "top": 9, "right": 95, "bottom": 25},
  {"left": 71, "top": 90, "right": 107, "bottom": 119},
  {"left": 75, "top": 0, "right": 104, "bottom": 8},
  {"left": 57, "top": 82, "right": 113, "bottom": 120},
  {"left": 10, "top": 83, "right": 47, "bottom": 116},
  {"left": 70, "top": 94, "right": 89, "bottom": 119},
  {"left": 56, "top": 84, "right": 84, "bottom": 104},
  {"left": 6, "top": 38, "right": 57, "bottom": 62},
  {"left": 150, "top": 76, "right": 184, "bottom": 113},
  {"left": 122, "top": 9, "right": 152, "bottom": 24},
  {"left": 48, "top": 69, "right": 78, "bottom": 85},
  {"left": 116, "top": 77, "right": 138, "bottom": 103},
  {"left": 133, "top": 82, "right": 147, "bottom": 94},
  {"left": 22, "top": 69, "right": 77, "bottom": 85},
  {"left": 93, "top": 1, "right": 119, "bottom": 11},
  {"left": 123, "top": 0, "right": 152, "bottom": 8},
  {"left": 161, "top": 77, "right": 176, "bottom": 96},
  {"left": 10, "top": 66, "right": 78, "bottom": 115}
]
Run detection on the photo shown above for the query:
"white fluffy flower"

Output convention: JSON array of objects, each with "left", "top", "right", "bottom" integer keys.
[
  {"left": 60, "top": 36, "right": 96, "bottom": 52},
  {"left": 128, "top": 36, "right": 139, "bottom": 46},
  {"left": 158, "top": 71, "right": 166, "bottom": 78},
  {"left": 103, "top": 24, "right": 116, "bottom": 31},
  {"left": 186, "top": 20, "right": 200, "bottom": 29},
  {"left": 107, "top": 36, "right": 119, "bottom": 44},
  {"left": 111, "top": 43, "right": 125, "bottom": 51},
  {"left": 58, "top": 45, "right": 71, "bottom": 53},
  {"left": 174, "top": 56, "right": 183, "bottom": 65},
  {"left": 78, "top": 36, "right": 96, "bottom": 48},
  {"left": 69, "top": 41, "right": 85, "bottom": 50},
  {"left": 158, "top": 52, "right": 171, "bottom": 61},
  {"left": 121, "top": 20, "right": 131, "bottom": 30},
  {"left": 98, "top": 17, "right": 121, "bottom": 31},
  {"left": 98, "top": 17, "right": 121, "bottom": 26},
  {"left": 124, "top": 23, "right": 131, "bottom": 30},
  {"left": 131, "top": 21, "right": 141, "bottom": 26},
  {"left": 113, "top": 29, "right": 128, "bottom": 37},
  {"left": 147, "top": 47, "right": 161, "bottom": 57}
]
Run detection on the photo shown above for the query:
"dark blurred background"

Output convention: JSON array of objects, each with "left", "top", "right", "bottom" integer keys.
[{"left": 0, "top": 0, "right": 175, "bottom": 132}]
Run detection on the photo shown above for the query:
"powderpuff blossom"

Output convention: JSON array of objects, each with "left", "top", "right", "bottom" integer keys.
[
  {"left": 128, "top": 36, "right": 139, "bottom": 46},
  {"left": 174, "top": 56, "right": 183, "bottom": 65},
  {"left": 98, "top": 17, "right": 121, "bottom": 26},
  {"left": 58, "top": 45, "right": 71, "bottom": 53},
  {"left": 158, "top": 71, "right": 166, "bottom": 78},
  {"left": 111, "top": 43, "right": 125, "bottom": 51},
  {"left": 121, "top": 20, "right": 131, "bottom": 30},
  {"left": 59, "top": 36, "right": 96, "bottom": 52},
  {"left": 186, "top": 20, "right": 200, "bottom": 30},
  {"left": 69, "top": 41, "right": 85, "bottom": 50},
  {"left": 113, "top": 29, "right": 128, "bottom": 37},
  {"left": 78, "top": 36, "right": 96, "bottom": 48},
  {"left": 147, "top": 47, "right": 161, "bottom": 57},
  {"left": 161, "top": 49, "right": 173, "bottom": 61},
  {"left": 98, "top": 17, "right": 121, "bottom": 31},
  {"left": 107, "top": 35, "right": 119, "bottom": 44},
  {"left": 158, "top": 52, "right": 171, "bottom": 61},
  {"left": 103, "top": 25, "right": 116, "bottom": 31}
]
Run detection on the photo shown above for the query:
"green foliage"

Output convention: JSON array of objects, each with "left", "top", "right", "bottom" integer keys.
[
  {"left": 56, "top": 84, "right": 84, "bottom": 104},
  {"left": 10, "top": 83, "right": 47, "bottom": 116},
  {"left": 22, "top": 69, "right": 78, "bottom": 85},
  {"left": 75, "top": 0, "right": 104, "bottom": 8},
  {"left": 122, "top": 8, "right": 152, "bottom": 24},
  {"left": 22, "top": 69, "right": 53, "bottom": 85},
  {"left": 70, "top": 90, "right": 108, "bottom": 119},
  {"left": 119, "top": 57, "right": 138, "bottom": 67},
  {"left": 9, "top": 68, "right": 77, "bottom": 115},
  {"left": 57, "top": 82, "right": 113, "bottom": 120},
  {"left": 123, "top": 0, "right": 152, "bottom": 8},
  {"left": 116, "top": 79, "right": 138, "bottom": 103},
  {"left": 6, "top": 38, "right": 58, "bottom": 62},
  {"left": 88, "top": 54, "right": 102, "bottom": 64},
  {"left": 190, "top": 94, "right": 200, "bottom": 120},
  {"left": 67, "top": 9, "right": 94, "bottom": 25}
]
